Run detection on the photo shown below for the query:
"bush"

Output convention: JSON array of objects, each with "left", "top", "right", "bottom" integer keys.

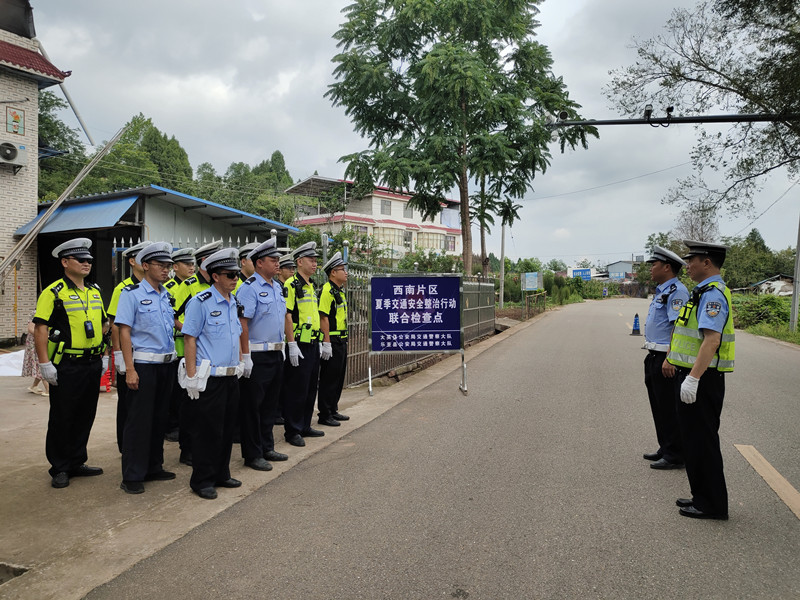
[{"left": 731, "top": 294, "right": 791, "bottom": 328}]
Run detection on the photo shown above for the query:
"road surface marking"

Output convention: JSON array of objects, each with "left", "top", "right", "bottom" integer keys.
[{"left": 735, "top": 444, "right": 800, "bottom": 520}]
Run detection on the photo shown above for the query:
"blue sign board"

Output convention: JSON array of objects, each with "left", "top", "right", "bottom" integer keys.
[
  {"left": 523, "top": 272, "right": 540, "bottom": 291},
  {"left": 370, "top": 275, "right": 461, "bottom": 352},
  {"left": 573, "top": 268, "right": 591, "bottom": 281}
]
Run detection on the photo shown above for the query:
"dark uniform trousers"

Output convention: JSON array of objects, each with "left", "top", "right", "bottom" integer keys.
[
  {"left": 46, "top": 356, "right": 103, "bottom": 477},
  {"left": 676, "top": 368, "right": 728, "bottom": 516},
  {"left": 171, "top": 361, "right": 193, "bottom": 456},
  {"left": 166, "top": 362, "right": 182, "bottom": 434},
  {"left": 643, "top": 351, "right": 683, "bottom": 463},
  {"left": 318, "top": 339, "right": 347, "bottom": 419},
  {"left": 121, "top": 362, "right": 174, "bottom": 482},
  {"left": 190, "top": 376, "right": 239, "bottom": 492},
  {"left": 115, "top": 373, "right": 128, "bottom": 454},
  {"left": 282, "top": 341, "right": 320, "bottom": 440},
  {"left": 239, "top": 351, "right": 284, "bottom": 460}
]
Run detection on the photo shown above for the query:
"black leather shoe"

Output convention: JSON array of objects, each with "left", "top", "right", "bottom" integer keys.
[
  {"left": 194, "top": 487, "right": 217, "bottom": 499},
  {"left": 51, "top": 472, "right": 69, "bottom": 488},
  {"left": 264, "top": 450, "right": 288, "bottom": 462},
  {"left": 144, "top": 470, "right": 176, "bottom": 481},
  {"left": 120, "top": 480, "right": 145, "bottom": 494},
  {"left": 676, "top": 498, "right": 693, "bottom": 508},
  {"left": 318, "top": 417, "right": 341, "bottom": 427},
  {"left": 70, "top": 464, "right": 104, "bottom": 477},
  {"left": 245, "top": 458, "right": 273, "bottom": 471},
  {"left": 650, "top": 458, "right": 685, "bottom": 470},
  {"left": 287, "top": 434, "right": 305, "bottom": 447},
  {"left": 215, "top": 478, "right": 242, "bottom": 488},
  {"left": 679, "top": 505, "right": 728, "bottom": 520},
  {"left": 179, "top": 452, "right": 193, "bottom": 466},
  {"left": 331, "top": 412, "right": 350, "bottom": 421},
  {"left": 643, "top": 452, "right": 662, "bottom": 461},
  {"left": 301, "top": 427, "right": 325, "bottom": 437}
]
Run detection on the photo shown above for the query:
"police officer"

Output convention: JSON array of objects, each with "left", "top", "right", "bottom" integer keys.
[
  {"left": 642, "top": 246, "right": 689, "bottom": 470},
  {"left": 164, "top": 247, "right": 195, "bottom": 442},
  {"left": 115, "top": 242, "right": 177, "bottom": 494},
  {"left": 180, "top": 248, "right": 245, "bottom": 500},
  {"left": 282, "top": 241, "right": 325, "bottom": 447},
  {"left": 110, "top": 240, "right": 148, "bottom": 453},
  {"left": 667, "top": 240, "right": 734, "bottom": 520},
  {"left": 34, "top": 238, "right": 109, "bottom": 488},
  {"left": 236, "top": 238, "right": 289, "bottom": 470},
  {"left": 235, "top": 241, "right": 259, "bottom": 293},
  {"left": 317, "top": 251, "right": 351, "bottom": 427},
  {"left": 173, "top": 240, "right": 223, "bottom": 466},
  {"left": 273, "top": 250, "right": 294, "bottom": 426}
]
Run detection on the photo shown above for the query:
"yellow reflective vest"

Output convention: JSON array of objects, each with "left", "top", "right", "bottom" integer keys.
[
  {"left": 318, "top": 281, "right": 347, "bottom": 339},
  {"left": 667, "top": 281, "right": 735, "bottom": 372},
  {"left": 285, "top": 273, "right": 320, "bottom": 343}
]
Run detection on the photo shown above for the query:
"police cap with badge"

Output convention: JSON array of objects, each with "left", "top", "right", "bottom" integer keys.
[
  {"left": 194, "top": 240, "right": 224, "bottom": 264},
  {"left": 52, "top": 237, "right": 93, "bottom": 260},
  {"left": 201, "top": 248, "right": 241, "bottom": 274},
  {"left": 646, "top": 246, "right": 686, "bottom": 271},
  {"left": 682, "top": 240, "right": 728, "bottom": 267},
  {"left": 292, "top": 241, "right": 319, "bottom": 261},
  {"left": 136, "top": 242, "right": 174, "bottom": 265},
  {"left": 278, "top": 249, "right": 295, "bottom": 270},
  {"left": 248, "top": 238, "right": 282, "bottom": 262},
  {"left": 122, "top": 240, "right": 149, "bottom": 260},
  {"left": 323, "top": 251, "right": 347, "bottom": 275},
  {"left": 171, "top": 247, "right": 195, "bottom": 264},
  {"left": 238, "top": 242, "right": 259, "bottom": 260}
]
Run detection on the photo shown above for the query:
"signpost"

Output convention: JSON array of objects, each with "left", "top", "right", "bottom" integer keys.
[
  {"left": 370, "top": 274, "right": 466, "bottom": 395},
  {"left": 572, "top": 268, "right": 592, "bottom": 281},
  {"left": 522, "top": 272, "right": 539, "bottom": 291}
]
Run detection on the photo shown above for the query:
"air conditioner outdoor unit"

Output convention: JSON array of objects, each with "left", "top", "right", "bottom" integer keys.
[{"left": 0, "top": 141, "right": 27, "bottom": 167}]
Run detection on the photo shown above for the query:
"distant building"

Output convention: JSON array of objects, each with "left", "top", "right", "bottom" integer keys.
[
  {"left": 606, "top": 260, "right": 634, "bottom": 281},
  {"left": 0, "top": 2, "right": 70, "bottom": 342},
  {"left": 285, "top": 176, "right": 462, "bottom": 266},
  {"left": 750, "top": 275, "right": 794, "bottom": 297}
]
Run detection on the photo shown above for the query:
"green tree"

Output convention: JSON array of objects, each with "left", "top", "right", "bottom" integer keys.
[
  {"left": 721, "top": 229, "right": 777, "bottom": 288},
  {"left": 606, "top": 0, "right": 800, "bottom": 214},
  {"left": 398, "top": 248, "right": 463, "bottom": 274},
  {"left": 546, "top": 258, "right": 566, "bottom": 272},
  {"left": 141, "top": 126, "right": 194, "bottom": 194},
  {"left": 37, "top": 91, "right": 87, "bottom": 200},
  {"left": 470, "top": 174, "right": 498, "bottom": 275},
  {"left": 327, "top": 0, "right": 596, "bottom": 274}
]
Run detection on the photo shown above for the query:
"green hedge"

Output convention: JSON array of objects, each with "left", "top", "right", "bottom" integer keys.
[{"left": 731, "top": 294, "right": 791, "bottom": 328}]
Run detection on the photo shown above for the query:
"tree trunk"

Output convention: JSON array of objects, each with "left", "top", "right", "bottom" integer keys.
[
  {"left": 480, "top": 174, "right": 489, "bottom": 275},
  {"left": 459, "top": 166, "right": 472, "bottom": 275}
]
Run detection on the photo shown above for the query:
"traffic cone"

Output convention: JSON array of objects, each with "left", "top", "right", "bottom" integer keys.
[{"left": 631, "top": 313, "right": 641, "bottom": 336}]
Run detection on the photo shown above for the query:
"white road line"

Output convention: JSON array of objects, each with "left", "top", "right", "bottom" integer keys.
[{"left": 735, "top": 444, "right": 800, "bottom": 520}]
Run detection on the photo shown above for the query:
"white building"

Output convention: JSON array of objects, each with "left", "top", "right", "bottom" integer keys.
[{"left": 285, "top": 176, "right": 462, "bottom": 266}]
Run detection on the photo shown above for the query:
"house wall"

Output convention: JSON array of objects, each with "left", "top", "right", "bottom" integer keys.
[{"left": 0, "top": 33, "right": 40, "bottom": 341}]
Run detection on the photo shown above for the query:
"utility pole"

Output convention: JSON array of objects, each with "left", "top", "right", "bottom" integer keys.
[{"left": 791, "top": 208, "right": 800, "bottom": 331}]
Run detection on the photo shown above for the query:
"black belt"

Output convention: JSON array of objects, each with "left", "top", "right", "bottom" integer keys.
[{"left": 648, "top": 349, "right": 667, "bottom": 356}]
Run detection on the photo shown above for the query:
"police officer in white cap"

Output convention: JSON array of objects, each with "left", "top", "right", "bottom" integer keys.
[
  {"left": 33, "top": 238, "right": 108, "bottom": 489},
  {"left": 281, "top": 241, "right": 325, "bottom": 446},
  {"left": 235, "top": 241, "right": 259, "bottom": 292},
  {"left": 115, "top": 242, "right": 178, "bottom": 494},
  {"left": 317, "top": 251, "right": 351, "bottom": 426},
  {"left": 180, "top": 248, "right": 245, "bottom": 499},
  {"left": 172, "top": 239, "right": 223, "bottom": 466},
  {"left": 109, "top": 240, "right": 148, "bottom": 453},
  {"left": 235, "top": 238, "right": 289, "bottom": 469},
  {"left": 642, "top": 246, "right": 689, "bottom": 470}
]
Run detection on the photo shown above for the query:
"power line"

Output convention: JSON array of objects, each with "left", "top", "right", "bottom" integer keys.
[{"left": 734, "top": 180, "right": 799, "bottom": 235}]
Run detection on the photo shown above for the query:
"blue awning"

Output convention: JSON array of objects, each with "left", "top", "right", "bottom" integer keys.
[{"left": 15, "top": 196, "right": 138, "bottom": 235}]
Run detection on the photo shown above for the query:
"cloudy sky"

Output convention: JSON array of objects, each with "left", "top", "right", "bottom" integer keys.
[{"left": 33, "top": 0, "right": 799, "bottom": 266}]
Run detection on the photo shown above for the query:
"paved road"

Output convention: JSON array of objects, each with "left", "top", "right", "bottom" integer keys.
[{"left": 86, "top": 298, "right": 800, "bottom": 599}]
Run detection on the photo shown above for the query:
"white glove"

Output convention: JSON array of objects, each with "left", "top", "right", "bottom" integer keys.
[
  {"left": 288, "top": 341, "right": 303, "bottom": 367},
  {"left": 236, "top": 361, "right": 245, "bottom": 379},
  {"left": 680, "top": 375, "right": 699, "bottom": 404},
  {"left": 320, "top": 341, "right": 333, "bottom": 361},
  {"left": 114, "top": 350, "right": 126, "bottom": 374},
  {"left": 185, "top": 375, "right": 200, "bottom": 400},
  {"left": 242, "top": 353, "right": 253, "bottom": 378},
  {"left": 102, "top": 355, "right": 110, "bottom": 373},
  {"left": 40, "top": 362, "right": 58, "bottom": 386}
]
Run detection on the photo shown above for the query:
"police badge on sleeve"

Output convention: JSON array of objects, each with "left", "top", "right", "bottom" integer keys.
[
  {"left": 671, "top": 298, "right": 684, "bottom": 311},
  {"left": 705, "top": 301, "right": 721, "bottom": 317}
]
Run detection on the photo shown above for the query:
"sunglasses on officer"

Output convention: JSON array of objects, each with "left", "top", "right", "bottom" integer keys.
[
  {"left": 217, "top": 271, "right": 239, "bottom": 280},
  {"left": 68, "top": 256, "right": 93, "bottom": 264}
]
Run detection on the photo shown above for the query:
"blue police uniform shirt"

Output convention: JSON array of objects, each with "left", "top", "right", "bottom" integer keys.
[
  {"left": 696, "top": 274, "right": 729, "bottom": 334},
  {"left": 114, "top": 278, "right": 175, "bottom": 362},
  {"left": 234, "top": 273, "right": 286, "bottom": 344},
  {"left": 645, "top": 277, "right": 689, "bottom": 344},
  {"left": 182, "top": 285, "right": 242, "bottom": 368}
]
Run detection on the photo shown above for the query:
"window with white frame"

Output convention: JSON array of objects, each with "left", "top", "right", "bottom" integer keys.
[
  {"left": 403, "top": 230, "right": 413, "bottom": 249},
  {"left": 381, "top": 199, "right": 392, "bottom": 215},
  {"left": 403, "top": 203, "right": 413, "bottom": 219},
  {"left": 444, "top": 235, "right": 456, "bottom": 252}
]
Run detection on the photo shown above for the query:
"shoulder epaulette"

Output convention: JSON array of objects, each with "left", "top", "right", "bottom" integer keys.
[
  {"left": 668, "top": 283, "right": 677, "bottom": 294},
  {"left": 51, "top": 281, "right": 64, "bottom": 295},
  {"left": 90, "top": 282, "right": 101, "bottom": 291},
  {"left": 245, "top": 275, "right": 256, "bottom": 285},
  {"left": 197, "top": 291, "right": 213, "bottom": 302},
  {"left": 123, "top": 283, "right": 140, "bottom": 292},
  {"left": 184, "top": 276, "right": 198, "bottom": 286},
  {"left": 165, "top": 280, "right": 177, "bottom": 289}
]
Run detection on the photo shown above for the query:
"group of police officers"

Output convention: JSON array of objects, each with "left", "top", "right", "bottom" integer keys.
[
  {"left": 642, "top": 240, "right": 734, "bottom": 520},
  {"left": 34, "top": 236, "right": 349, "bottom": 500}
]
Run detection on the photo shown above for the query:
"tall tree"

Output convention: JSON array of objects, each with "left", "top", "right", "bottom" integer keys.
[
  {"left": 606, "top": 0, "right": 800, "bottom": 214},
  {"left": 327, "top": 0, "right": 596, "bottom": 273},
  {"left": 37, "top": 91, "right": 87, "bottom": 201}
]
